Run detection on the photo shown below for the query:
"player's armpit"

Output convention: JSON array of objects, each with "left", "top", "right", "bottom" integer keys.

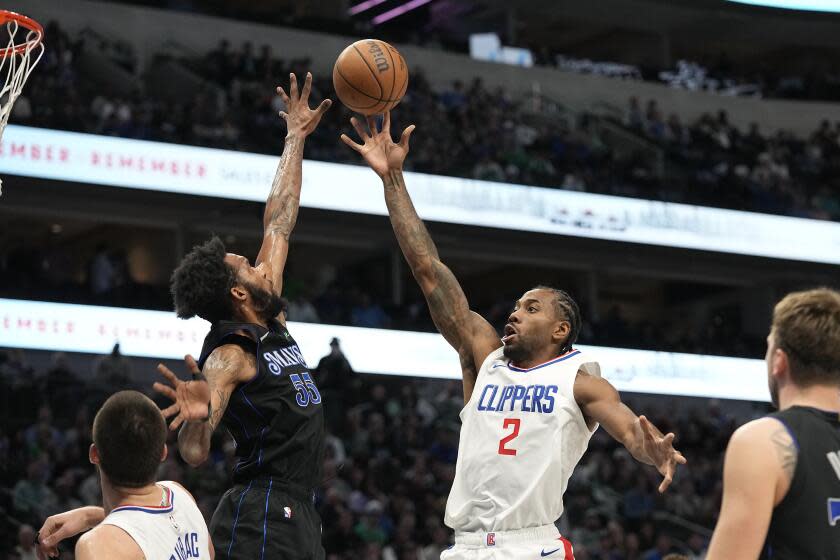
[
  {"left": 706, "top": 419, "right": 788, "bottom": 560},
  {"left": 75, "top": 525, "right": 143, "bottom": 560}
]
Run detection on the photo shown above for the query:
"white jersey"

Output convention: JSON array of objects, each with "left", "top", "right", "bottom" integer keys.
[
  {"left": 444, "top": 347, "right": 600, "bottom": 533},
  {"left": 101, "top": 480, "right": 211, "bottom": 560}
]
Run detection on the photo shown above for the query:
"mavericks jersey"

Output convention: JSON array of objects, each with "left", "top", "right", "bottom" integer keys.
[
  {"left": 198, "top": 319, "right": 325, "bottom": 489},
  {"left": 762, "top": 406, "right": 840, "bottom": 559},
  {"left": 101, "top": 481, "right": 210, "bottom": 560},
  {"left": 445, "top": 347, "right": 600, "bottom": 533}
]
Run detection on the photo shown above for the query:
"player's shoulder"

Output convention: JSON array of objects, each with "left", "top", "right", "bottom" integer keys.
[
  {"left": 77, "top": 523, "right": 144, "bottom": 560},
  {"left": 727, "top": 417, "right": 794, "bottom": 458}
]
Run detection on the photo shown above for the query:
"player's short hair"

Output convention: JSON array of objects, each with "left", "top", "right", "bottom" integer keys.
[
  {"left": 533, "top": 285, "right": 581, "bottom": 354},
  {"left": 92, "top": 391, "right": 166, "bottom": 488},
  {"left": 171, "top": 236, "right": 236, "bottom": 322},
  {"left": 772, "top": 287, "right": 840, "bottom": 387}
]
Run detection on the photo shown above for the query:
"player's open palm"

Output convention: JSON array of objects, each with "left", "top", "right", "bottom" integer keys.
[
  {"left": 640, "top": 415, "right": 688, "bottom": 493},
  {"left": 277, "top": 72, "right": 332, "bottom": 137},
  {"left": 341, "top": 111, "right": 415, "bottom": 177},
  {"left": 153, "top": 355, "right": 210, "bottom": 430}
]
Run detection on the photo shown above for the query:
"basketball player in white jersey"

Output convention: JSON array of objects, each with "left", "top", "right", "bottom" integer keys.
[
  {"left": 342, "top": 113, "right": 687, "bottom": 559},
  {"left": 35, "top": 390, "right": 213, "bottom": 560}
]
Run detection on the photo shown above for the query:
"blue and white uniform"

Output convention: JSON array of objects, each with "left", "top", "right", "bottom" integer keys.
[
  {"left": 101, "top": 481, "right": 211, "bottom": 560},
  {"left": 443, "top": 348, "right": 600, "bottom": 559}
]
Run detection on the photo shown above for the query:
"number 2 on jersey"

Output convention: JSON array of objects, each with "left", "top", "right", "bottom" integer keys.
[{"left": 498, "top": 418, "right": 521, "bottom": 456}]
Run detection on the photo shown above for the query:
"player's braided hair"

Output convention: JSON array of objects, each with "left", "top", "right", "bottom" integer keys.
[
  {"left": 533, "top": 285, "right": 581, "bottom": 354},
  {"left": 171, "top": 236, "right": 237, "bottom": 323}
]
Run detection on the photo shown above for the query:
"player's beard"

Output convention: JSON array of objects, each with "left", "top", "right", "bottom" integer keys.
[
  {"left": 242, "top": 280, "right": 285, "bottom": 321},
  {"left": 502, "top": 337, "right": 533, "bottom": 364}
]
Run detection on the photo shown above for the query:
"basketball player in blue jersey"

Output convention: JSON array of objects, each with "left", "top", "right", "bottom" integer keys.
[
  {"left": 341, "top": 113, "right": 686, "bottom": 559},
  {"left": 35, "top": 391, "right": 212, "bottom": 560},
  {"left": 707, "top": 288, "right": 840, "bottom": 559},
  {"left": 151, "top": 73, "right": 331, "bottom": 560}
]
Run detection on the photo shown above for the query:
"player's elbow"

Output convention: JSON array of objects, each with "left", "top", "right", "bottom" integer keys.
[{"left": 410, "top": 258, "right": 436, "bottom": 284}]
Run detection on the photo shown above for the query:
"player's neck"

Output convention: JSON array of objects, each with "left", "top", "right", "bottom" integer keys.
[
  {"left": 236, "top": 308, "right": 269, "bottom": 328},
  {"left": 778, "top": 382, "right": 840, "bottom": 413},
  {"left": 101, "top": 480, "right": 165, "bottom": 515}
]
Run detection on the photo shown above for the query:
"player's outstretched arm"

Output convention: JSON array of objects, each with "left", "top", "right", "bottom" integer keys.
[
  {"left": 153, "top": 347, "right": 255, "bottom": 466},
  {"left": 341, "top": 112, "right": 500, "bottom": 402},
  {"left": 256, "top": 72, "right": 332, "bottom": 296},
  {"left": 574, "top": 371, "right": 687, "bottom": 492},
  {"left": 706, "top": 419, "right": 793, "bottom": 560}
]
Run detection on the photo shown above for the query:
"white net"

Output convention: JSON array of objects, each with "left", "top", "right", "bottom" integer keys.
[{"left": 0, "top": 15, "right": 44, "bottom": 196}]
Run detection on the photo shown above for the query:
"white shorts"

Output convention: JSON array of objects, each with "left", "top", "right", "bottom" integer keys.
[{"left": 441, "top": 524, "right": 575, "bottom": 560}]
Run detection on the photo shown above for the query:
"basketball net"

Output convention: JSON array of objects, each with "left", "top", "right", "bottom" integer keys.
[{"left": 0, "top": 11, "right": 44, "bottom": 196}]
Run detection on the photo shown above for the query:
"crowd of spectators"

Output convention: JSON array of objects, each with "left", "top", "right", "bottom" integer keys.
[
  {"left": 623, "top": 97, "right": 840, "bottom": 220},
  {"left": 13, "top": 23, "right": 840, "bottom": 222},
  {"left": 0, "top": 345, "right": 770, "bottom": 559}
]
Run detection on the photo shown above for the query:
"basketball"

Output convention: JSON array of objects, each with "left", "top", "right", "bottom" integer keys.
[{"left": 332, "top": 39, "right": 409, "bottom": 116}]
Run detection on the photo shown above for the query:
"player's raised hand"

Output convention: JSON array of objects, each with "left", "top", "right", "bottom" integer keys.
[
  {"left": 640, "top": 415, "right": 688, "bottom": 493},
  {"left": 153, "top": 355, "right": 210, "bottom": 430},
  {"left": 276, "top": 72, "right": 332, "bottom": 137},
  {"left": 341, "top": 111, "right": 415, "bottom": 178}
]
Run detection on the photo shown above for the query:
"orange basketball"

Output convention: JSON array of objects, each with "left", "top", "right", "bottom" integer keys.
[{"left": 333, "top": 39, "right": 409, "bottom": 116}]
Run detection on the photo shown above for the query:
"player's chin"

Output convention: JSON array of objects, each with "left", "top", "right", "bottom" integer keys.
[{"left": 502, "top": 341, "right": 523, "bottom": 360}]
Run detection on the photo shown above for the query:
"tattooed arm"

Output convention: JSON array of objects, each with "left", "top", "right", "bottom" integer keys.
[
  {"left": 154, "top": 345, "right": 257, "bottom": 467},
  {"left": 255, "top": 72, "right": 331, "bottom": 296},
  {"left": 706, "top": 418, "right": 797, "bottom": 560},
  {"left": 341, "top": 113, "right": 500, "bottom": 402}
]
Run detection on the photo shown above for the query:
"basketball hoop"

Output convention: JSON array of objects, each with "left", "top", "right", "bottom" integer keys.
[{"left": 0, "top": 11, "right": 44, "bottom": 196}]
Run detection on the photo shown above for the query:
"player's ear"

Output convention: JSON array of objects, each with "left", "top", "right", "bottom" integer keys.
[
  {"left": 553, "top": 320, "right": 571, "bottom": 344},
  {"left": 161, "top": 443, "right": 168, "bottom": 463},
  {"left": 772, "top": 347, "right": 791, "bottom": 379},
  {"left": 230, "top": 285, "right": 248, "bottom": 302},
  {"left": 89, "top": 443, "right": 99, "bottom": 465}
]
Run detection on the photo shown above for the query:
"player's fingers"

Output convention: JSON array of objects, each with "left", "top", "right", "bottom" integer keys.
[
  {"left": 276, "top": 86, "right": 290, "bottom": 106},
  {"left": 399, "top": 124, "right": 416, "bottom": 150},
  {"left": 658, "top": 473, "right": 673, "bottom": 493},
  {"left": 663, "top": 432, "right": 675, "bottom": 445},
  {"left": 350, "top": 117, "right": 369, "bottom": 141},
  {"left": 383, "top": 111, "right": 391, "bottom": 134},
  {"left": 152, "top": 381, "right": 178, "bottom": 401},
  {"left": 156, "top": 363, "right": 179, "bottom": 385},
  {"left": 185, "top": 354, "right": 200, "bottom": 374},
  {"left": 300, "top": 71, "right": 312, "bottom": 101},
  {"left": 161, "top": 403, "right": 180, "bottom": 418},
  {"left": 278, "top": 111, "right": 288, "bottom": 121},
  {"left": 169, "top": 414, "right": 185, "bottom": 431},
  {"left": 639, "top": 415, "right": 655, "bottom": 438},
  {"left": 316, "top": 98, "right": 332, "bottom": 115},
  {"left": 366, "top": 115, "right": 378, "bottom": 135},
  {"left": 675, "top": 452, "right": 688, "bottom": 464},
  {"left": 340, "top": 133, "right": 363, "bottom": 152},
  {"left": 289, "top": 73, "right": 298, "bottom": 100}
]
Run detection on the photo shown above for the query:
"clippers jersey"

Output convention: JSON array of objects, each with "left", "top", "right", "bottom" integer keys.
[
  {"left": 445, "top": 347, "right": 600, "bottom": 533},
  {"left": 197, "top": 319, "right": 325, "bottom": 489},
  {"left": 101, "top": 481, "right": 210, "bottom": 560}
]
